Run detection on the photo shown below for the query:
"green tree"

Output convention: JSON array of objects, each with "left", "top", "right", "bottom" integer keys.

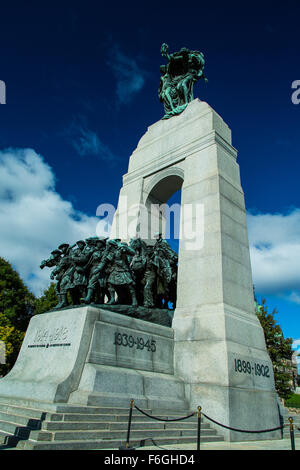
[
  {"left": 0, "top": 257, "right": 35, "bottom": 331},
  {"left": 256, "top": 298, "right": 294, "bottom": 400},
  {"left": 34, "top": 282, "right": 75, "bottom": 314},
  {"left": 0, "top": 313, "right": 25, "bottom": 376},
  {"left": 0, "top": 257, "right": 35, "bottom": 375},
  {"left": 34, "top": 282, "right": 58, "bottom": 315}
]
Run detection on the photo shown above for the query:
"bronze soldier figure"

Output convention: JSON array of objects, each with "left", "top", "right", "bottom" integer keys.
[
  {"left": 98, "top": 240, "right": 138, "bottom": 306},
  {"left": 81, "top": 237, "right": 108, "bottom": 304},
  {"left": 49, "top": 243, "right": 74, "bottom": 309}
]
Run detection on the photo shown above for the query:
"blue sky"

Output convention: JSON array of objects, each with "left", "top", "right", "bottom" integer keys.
[{"left": 0, "top": 1, "right": 299, "bottom": 361}]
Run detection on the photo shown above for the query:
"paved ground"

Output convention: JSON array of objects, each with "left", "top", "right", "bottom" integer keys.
[{"left": 132, "top": 437, "right": 300, "bottom": 451}]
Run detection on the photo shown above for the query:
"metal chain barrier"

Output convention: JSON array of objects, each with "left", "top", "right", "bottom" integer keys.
[
  {"left": 200, "top": 410, "right": 296, "bottom": 451},
  {"left": 201, "top": 411, "right": 285, "bottom": 434},
  {"left": 120, "top": 399, "right": 297, "bottom": 450},
  {"left": 134, "top": 403, "right": 196, "bottom": 422},
  {"left": 138, "top": 438, "right": 171, "bottom": 450},
  {"left": 119, "top": 400, "right": 197, "bottom": 450}
]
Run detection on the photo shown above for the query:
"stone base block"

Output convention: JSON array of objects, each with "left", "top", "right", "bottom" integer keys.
[
  {"left": 0, "top": 306, "right": 188, "bottom": 412},
  {"left": 69, "top": 364, "right": 188, "bottom": 410},
  {"left": 188, "top": 382, "right": 282, "bottom": 441},
  {"left": 0, "top": 307, "right": 99, "bottom": 403}
]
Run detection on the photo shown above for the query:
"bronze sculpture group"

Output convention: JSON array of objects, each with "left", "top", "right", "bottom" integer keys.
[
  {"left": 40, "top": 235, "right": 178, "bottom": 312},
  {"left": 158, "top": 43, "right": 208, "bottom": 119}
]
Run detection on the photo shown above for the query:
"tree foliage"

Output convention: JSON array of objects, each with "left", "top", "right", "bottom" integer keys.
[
  {"left": 256, "top": 298, "right": 294, "bottom": 400},
  {"left": 0, "top": 313, "right": 25, "bottom": 376},
  {"left": 34, "top": 283, "right": 58, "bottom": 315},
  {"left": 33, "top": 283, "right": 74, "bottom": 314},
  {"left": 0, "top": 259, "right": 67, "bottom": 375},
  {"left": 0, "top": 257, "right": 35, "bottom": 330},
  {"left": 0, "top": 257, "right": 34, "bottom": 374}
]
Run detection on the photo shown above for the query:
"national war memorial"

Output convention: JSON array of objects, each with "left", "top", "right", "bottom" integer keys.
[{"left": 0, "top": 44, "right": 284, "bottom": 449}]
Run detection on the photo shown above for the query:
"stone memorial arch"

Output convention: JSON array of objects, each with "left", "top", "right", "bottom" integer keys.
[
  {"left": 111, "top": 99, "right": 281, "bottom": 440},
  {"left": 0, "top": 46, "right": 282, "bottom": 447}
]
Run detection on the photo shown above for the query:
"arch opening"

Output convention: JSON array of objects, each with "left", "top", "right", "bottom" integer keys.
[{"left": 144, "top": 174, "right": 183, "bottom": 244}]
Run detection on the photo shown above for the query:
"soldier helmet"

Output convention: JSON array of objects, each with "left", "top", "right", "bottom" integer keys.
[
  {"left": 51, "top": 249, "right": 61, "bottom": 256},
  {"left": 58, "top": 243, "right": 69, "bottom": 250},
  {"left": 95, "top": 237, "right": 107, "bottom": 245},
  {"left": 85, "top": 237, "right": 97, "bottom": 243},
  {"left": 107, "top": 239, "right": 119, "bottom": 247},
  {"left": 76, "top": 240, "right": 85, "bottom": 246}
]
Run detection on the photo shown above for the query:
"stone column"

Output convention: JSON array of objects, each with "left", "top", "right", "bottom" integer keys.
[{"left": 172, "top": 102, "right": 281, "bottom": 441}]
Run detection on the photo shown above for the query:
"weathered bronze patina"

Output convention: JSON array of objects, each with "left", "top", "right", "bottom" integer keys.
[
  {"left": 158, "top": 43, "right": 208, "bottom": 119},
  {"left": 40, "top": 235, "right": 178, "bottom": 324}
]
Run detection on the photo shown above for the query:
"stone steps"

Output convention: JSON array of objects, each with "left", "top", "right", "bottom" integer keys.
[
  {"left": 26, "top": 426, "right": 218, "bottom": 442},
  {"left": 0, "top": 399, "right": 223, "bottom": 450},
  {"left": 17, "top": 434, "right": 224, "bottom": 450},
  {"left": 41, "top": 420, "right": 206, "bottom": 432}
]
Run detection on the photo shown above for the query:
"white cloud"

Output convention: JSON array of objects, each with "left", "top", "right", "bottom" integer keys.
[
  {"left": 72, "top": 127, "right": 102, "bottom": 157},
  {"left": 107, "top": 45, "right": 145, "bottom": 105},
  {"left": 247, "top": 209, "right": 300, "bottom": 299},
  {"left": 293, "top": 339, "right": 300, "bottom": 348},
  {"left": 287, "top": 292, "right": 300, "bottom": 305},
  {"left": 66, "top": 115, "right": 117, "bottom": 162},
  {"left": 0, "top": 148, "right": 108, "bottom": 296}
]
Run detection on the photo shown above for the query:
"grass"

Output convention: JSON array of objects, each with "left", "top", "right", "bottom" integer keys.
[{"left": 285, "top": 393, "right": 300, "bottom": 408}]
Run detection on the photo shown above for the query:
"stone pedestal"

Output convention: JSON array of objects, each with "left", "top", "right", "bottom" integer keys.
[
  {"left": 110, "top": 99, "right": 282, "bottom": 440},
  {"left": 0, "top": 306, "right": 187, "bottom": 411}
]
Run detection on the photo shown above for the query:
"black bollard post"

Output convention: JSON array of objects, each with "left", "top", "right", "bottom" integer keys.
[
  {"left": 119, "top": 399, "right": 135, "bottom": 450},
  {"left": 288, "top": 417, "right": 295, "bottom": 451},
  {"left": 197, "top": 406, "right": 202, "bottom": 451}
]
